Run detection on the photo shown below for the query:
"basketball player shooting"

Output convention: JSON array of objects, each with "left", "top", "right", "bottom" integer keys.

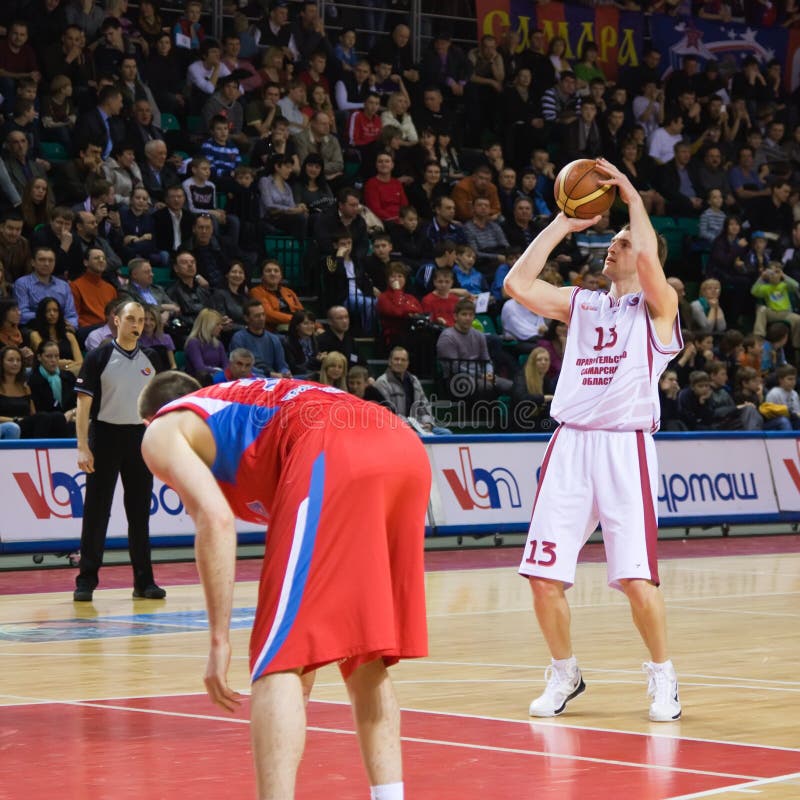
[{"left": 503, "top": 157, "right": 683, "bottom": 722}]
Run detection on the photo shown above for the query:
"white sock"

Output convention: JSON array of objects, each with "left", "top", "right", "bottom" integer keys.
[
  {"left": 552, "top": 655, "right": 577, "bottom": 672},
  {"left": 370, "top": 782, "right": 404, "bottom": 800}
]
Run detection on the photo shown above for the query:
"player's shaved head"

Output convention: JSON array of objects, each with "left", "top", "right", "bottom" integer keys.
[{"left": 139, "top": 371, "right": 202, "bottom": 420}]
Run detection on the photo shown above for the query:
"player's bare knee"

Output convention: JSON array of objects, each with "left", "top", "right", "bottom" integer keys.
[{"left": 529, "top": 576, "right": 566, "bottom": 602}]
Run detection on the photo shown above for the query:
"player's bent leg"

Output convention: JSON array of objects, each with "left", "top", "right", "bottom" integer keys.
[
  {"left": 620, "top": 579, "right": 681, "bottom": 722},
  {"left": 250, "top": 668, "right": 306, "bottom": 800},
  {"left": 527, "top": 577, "right": 585, "bottom": 717},
  {"left": 301, "top": 669, "right": 316, "bottom": 707},
  {"left": 344, "top": 658, "right": 403, "bottom": 791}
]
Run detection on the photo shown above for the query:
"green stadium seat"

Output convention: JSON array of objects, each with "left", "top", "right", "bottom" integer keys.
[
  {"left": 152, "top": 266, "right": 173, "bottom": 286},
  {"left": 174, "top": 350, "right": 186, "bottom": 370},
  {"left": 161, "top": 112, "right": 180, "bottom": 132},
  {"left": 474, "top": 313, "right": 496, "bottom": 334},
  {"left": 264, "top": 235, "right": 307, "bottom": 288},
  {"left": 187, "top": 115, "right": 203, "bottom": 134},
  {"left": 39, "top": 141, "right": 68, "bottom": 163}
]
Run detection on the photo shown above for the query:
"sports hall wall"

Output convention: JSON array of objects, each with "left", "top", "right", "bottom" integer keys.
[{"left": 1, "top": 432, "right": 798, "bottom": 552}]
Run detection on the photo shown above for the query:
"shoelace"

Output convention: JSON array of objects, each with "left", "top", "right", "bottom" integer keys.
[{"left": 643, "top": 663, "right": 670, "bottom": 699}]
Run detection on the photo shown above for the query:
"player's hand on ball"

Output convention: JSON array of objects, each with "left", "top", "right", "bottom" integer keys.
[
  {"left": 594, "top": 158, "right": 638, "bottom": 205},
  {"left": 204, "top": 639, "right": 243, "bottom": 713},
  {"left": 556, "top": 211, "right": 601, "bottom": 233}
]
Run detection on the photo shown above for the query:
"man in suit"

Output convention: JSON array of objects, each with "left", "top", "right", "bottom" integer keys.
[
  {"left": 2, "top": 129, "right": 49, "bottom": 198},
  {"left": 126, "top": 98, "right": 166, "bottom": 163},
  {"left": 73, "top": 85, "right": 126, "bottom": 160},
  {"left": 420, "top": 31, "right": 471, "bottom": 106},
  {"left": 52, "top": 140, "right": 105, "bottom": 206},
  {"left": 154, "top": 184, "right": 195, "bottom": 257},
  {"left": 140, "top": 139, "right": 178, "bottom": 204}
]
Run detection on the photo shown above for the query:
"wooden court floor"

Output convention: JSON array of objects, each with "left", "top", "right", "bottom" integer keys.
[{"left": 1, "top": 543, "right": 799, "bottom": 799}]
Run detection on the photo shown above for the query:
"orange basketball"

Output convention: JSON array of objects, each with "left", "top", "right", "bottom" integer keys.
[{"left": 554, "top": 159, "right": 617, "bottom": 219}]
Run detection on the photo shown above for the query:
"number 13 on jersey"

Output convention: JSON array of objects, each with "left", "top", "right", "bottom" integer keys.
[{"left": 525, "top": 540, "right": 557, "bottom": 566}]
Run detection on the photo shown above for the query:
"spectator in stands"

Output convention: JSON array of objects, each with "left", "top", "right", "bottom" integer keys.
[
  {"left": 71, "top": 210, "right": 121, "bottom": 275},
  {"left": 103, "top": 143, "right": 143, "bottom": 207},
  {"left": 376, "top": 262, "right": 423, "bottom": 350},
  {"left": 167, "top": 249, "right": 211, "bottom": 335},
  {"left": 369, "top": 23, "right": 418, "bottom": 87},
  {"left": 181, "top": 213, "right": 227, "bottom": 289},
  {"left": 30, "top": 206, "right": 78, "bottom": 279},
  {"left": 321, "top": 229, "right": 377, "bottom": 334},
  {"left": 42, "top": 24, "right": 90, "bottom": 88},
  {"left": 313, "top": 350, "right": 346, "bottom": 388},
  {"left": 40, "top": 74, "right": 76, "bottom": 148},
  {"left": 744, "top": 230, "right": 771, "bottom": 274},
  {"left": 123, "top": 258, "right": 180, "bottom": 325},
  {"left": 185, "top": 308, "right": 227, "bottom": 384},
  {"left": 258, "top": 153, "right": 308, "bottom": 240},
  {"left": 735, "top": 365, "right": 791, "bottom": 431},
  {"left": 780, "top": 220, "right": 800, "bottom": 282},
  {"left": 436, "top": 298, "right": 513, "bottom": 398},
  {"left": 291, "top": 153, "right": 334, "bottom": 218},
  {"left": 690, "top": 278, "right": 727, "bottom": 334},
  {"left": 541, "top": 70, "right": 581, "bottom": 134},
  {"left": 251, "top": 114, "right": 300, "bottom": 176},
  {"left": 698, "top": 188, "right": 726, "bottom": 245},
  {"left": 751, "top": 263, "right": 800, "bottom": 357},
  {"left": 282, "top": 309, "right": 319, "bottom": 376},
  {"left": 333, "top": 27, "right": 357, "bottom": 74},
  {"left": 415, "top": 239, "right": 458, "bottom": 298},
  {"left": 657, "top": 141, "right": 704, "bottom": 217},
  {"left": 404, "top": 159, "right": 447, "bottom": 224},
  {"left": 201, "top": 74, "right": 247, "bottom": 151},
  {"left": 502, "top": 68, "right": 546, "bottom": 167},
  {"left": 658, "top": 368, "right": 687, "bottom": 431},
  {"left": 188, "top": 38, "right": 231, "bottom": 110},
  {"left": 153, "top": 184, "right": 193, "bottom": 259},
  {"left": 420, "top": 30, "right": 470, "bottom": 104},
  {"left": 451, "top": 164, "right": 500, "bottom": 223},
  {"left": 706, "top": 360, "right": 762, "bottom": 431},
  {"left": 537, "top": 318, "right": 568, "bottom": 382},
  {"left": 348, "top": 92, "right": 383, "bottom": 166},
  {"left": 561, "top": 98, "right": 602, "bottom": 165},
  {"left": 3, "top": 131, "right": 47, "bottom": 202},
  {"left": 173, "top": 0, "right": 205, "bottom": 50},
  {"left": 249, "top": 258, "right": 303, "bottom": 333},
  {"left": 315, "top": 186, "right": 369, "bottom": 259},
  {"left": 145, "top": 33, "right": 186, "bottom": 117},
  {"left": 387, "top": 205, "right": 427, "bottom": 269},
  {"left": 244, "top": 82, "right": 280, "bottom": 139},
  {"left": 201, "top": 115, "right": 242, "bottom": 191},
  {"left": 510, "top": 347, "right": 556, "bottom": 432},
  {"left": 316, "top": 305, "right": 359, "bottom": 368},
  {"left": 139, "top": 304, "right": 177, "bottom": 372},
  {"left": 453, "top": 243, "right": 490, "bottom": 299},
  {"left": 73, "top": 85, "right": 125, "bottom": 162},
  {"left": 293, "top": 110, "right": 344, "bottom": 186},
  {"left": 0, "top": 299, "right": 31, "bottom": 365},
  {"left": 0, "top": 20, "right": 40, "bottom": 104},
  {"left": 254, "top": 1, "right": 294, "bottom": 54},
  {"left": 0, "top": 343, "right": 71, "bottom": 438},
  {"left": 277, "top": 79, "right": 308, "bottom": 136},
  {"left": 27, "top": 295, "right": 82, "bottom": 375},
  {"left": 209, "top": 259, "right": 248, "bottom": 341},
  {"left": 27, "top": 338, "right": 77, "bottom": 428},
  {"left": 422, "top": 266, "right": 460, "bottom": 327},
  {"left": 140, "top": 139, "right": 178, "bottom": 204},
  {"left": 748, "top": 180, "right": 794, "bottom": 250},
  {"left": 501, "top": 196, "right": 540, "bottom": 252},
  {"left": 677, "top": 369, "right": 718, "bottom": 430},
  {"left": 463, "top": 196, "right": 510, "bottom": 275},
  {"left": 364, "top": 152, "right": 408, "bottom": 224},
  {"left": 120, "top": 187, "right": 165, "bottom": 266},
  {"left": 125, "top": 99, "right": 167, "bottom": 165},
  {"left": 230, "top": 298, "right": 290, "bottom": 377},
  {"left": 182, "top": 156, "right": 240, "bottom": 251},
  {"left": 52, "top": 139, "right": 104, "bottom": 207},
  {"left": 765, "top": 365, "right": 800, "bottom": 429},
  {"left": 648, "top": 113, "right": 684, "bottom": 166},
  {"left": 761, "top": 323, "right": 790, "bottom": 377},
  {"left": 0, "top": 212, "right": 30, "bottom": 282},
  {"left": 212, "top": 346, "right": 255, "bottom": 383},
  {"left": 14, "top": 245, "right": 78, "bottom": 328},
  {"left": 334, "top": 59, "right": 372, "bottom": 119},
  {"left": 221, "top": 32, "right": 260, "bottom": 94},
  {"left": 70, "top": 247, "right": 118, "bottom": 334}
]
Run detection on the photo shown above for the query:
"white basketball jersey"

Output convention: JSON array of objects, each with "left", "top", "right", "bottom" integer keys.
[{"left": 550, "top": 288, "right": 682, "bottom": 432}]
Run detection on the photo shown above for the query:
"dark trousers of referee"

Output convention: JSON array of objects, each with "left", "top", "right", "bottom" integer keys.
[{"left": 77, "top": 421, "right": 156, "bottom": 591}]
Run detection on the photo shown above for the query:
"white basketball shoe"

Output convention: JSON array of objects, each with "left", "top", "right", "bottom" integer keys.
[
  {"left": 529, "top": 660, "right": 586, "bottom": 717},
  {"left": 643, "top": 661, "right": 682, "bottom": 722}
]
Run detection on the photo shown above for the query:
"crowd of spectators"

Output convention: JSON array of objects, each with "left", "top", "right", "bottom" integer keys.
[{"left": 0, "top": 0, "right": 799, "bottom": 435}]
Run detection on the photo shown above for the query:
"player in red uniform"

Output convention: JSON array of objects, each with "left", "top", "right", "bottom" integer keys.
[
  {"left": 504, "top": 158, "right": 682, "bottom": 723},
  {"left": 138, "top": 373, "right": 431, "bottom": 800}
]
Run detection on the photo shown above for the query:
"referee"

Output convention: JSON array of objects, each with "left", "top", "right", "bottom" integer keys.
[{"left": 73, "top": 300, "right": 166, "bottom": 602}]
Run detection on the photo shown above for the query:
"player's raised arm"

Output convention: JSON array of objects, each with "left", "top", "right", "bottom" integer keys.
[
  {"left": 595, "top": 158, "right": 678, "bottom": 327},
  {"left": 504, "top": 211, "right": 599, "bottom": 323},
  {"left": 141, "top": 413, "right": 242, "bottom": 713}
]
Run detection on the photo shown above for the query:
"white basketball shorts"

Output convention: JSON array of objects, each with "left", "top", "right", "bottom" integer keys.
[{"left": 518, "top": 425, "right": 660, "bottom": 591}]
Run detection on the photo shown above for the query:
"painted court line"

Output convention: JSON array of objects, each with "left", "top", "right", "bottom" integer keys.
[
  {"left": 665, "top": 771, "right": 800, "bottom": 799},
  {"left": 0, "top": 694, "right": 764, "bottom": 783}
]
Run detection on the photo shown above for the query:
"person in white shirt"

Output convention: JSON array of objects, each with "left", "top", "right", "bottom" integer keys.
[
  {"left": 277, "top": 80, "right": 309, "bottom": 135},
  {"left": 187, "top": 39, "right": 231, "bottom": 98},
  {"left": 648, "top": 114, "right": 684, "bottom": 165}
]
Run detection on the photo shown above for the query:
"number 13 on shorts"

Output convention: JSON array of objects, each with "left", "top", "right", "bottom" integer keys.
[{"left": 525, "top": 540, "right": 557, "bottom": 567}]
